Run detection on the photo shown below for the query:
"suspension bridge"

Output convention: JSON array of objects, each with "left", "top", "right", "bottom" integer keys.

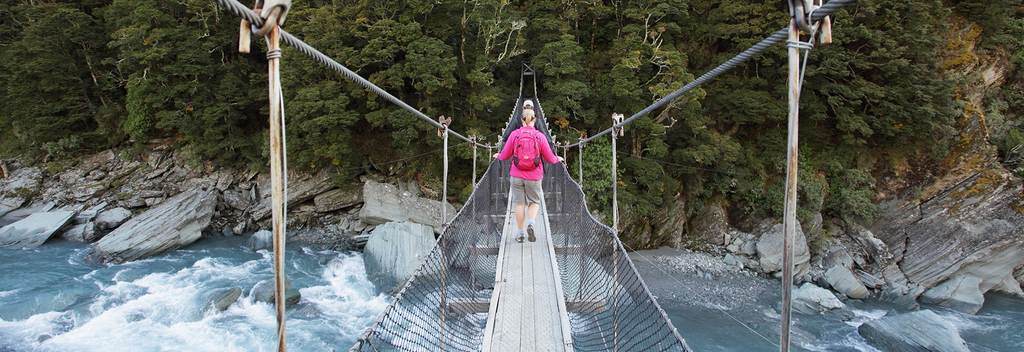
[{"left": 210, "top": 0, "right": 855, "bottom": 351}]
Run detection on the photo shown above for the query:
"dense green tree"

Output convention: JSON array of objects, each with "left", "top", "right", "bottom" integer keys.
[
  {"left": 106, "top": 0, "right": 265, "bottom": 167},
  {"left": 1, "top": 0, "right": 121, "bottom": 159}
]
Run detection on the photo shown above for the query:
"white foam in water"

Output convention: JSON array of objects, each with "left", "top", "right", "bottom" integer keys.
[
  {"left": 844, "top": 308, "right": 889, "bottom": 328},
  {"left": 1, "top": 247, "right": 387, "bottom": 351}
]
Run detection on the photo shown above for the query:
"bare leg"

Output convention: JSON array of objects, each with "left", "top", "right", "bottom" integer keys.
[
  {"left": 527, "top": 203, "right": 540, "bottom": 223},
  {"left": 515, "top": 204, "right": 526, "bottom": 231}
]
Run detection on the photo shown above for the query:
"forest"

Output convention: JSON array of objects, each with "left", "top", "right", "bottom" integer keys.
[{"left": 2, "top": 0, "right": 1022, "bottom": 248}]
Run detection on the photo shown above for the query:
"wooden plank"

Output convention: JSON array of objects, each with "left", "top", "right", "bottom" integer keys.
[
  {"left": 469, "top": 245, "right": 500, "bottom": 256},
  {"left": 522, "top": 223, "right": 537, "bottom": 350},
  {"left": 472, "top": 244, "right": 580, "bottom": 256},
  {"left": 540, "top": 197, "right": 575, "bottom": 351},
  {"left": 448, "top": 297, "right": 490, "bottom": 314},
  {"left": 566, "top": 298, "right": 606, "bottom": 313},
  {"left": 482, "top": 191, "right": 516, "bottom": 352}
]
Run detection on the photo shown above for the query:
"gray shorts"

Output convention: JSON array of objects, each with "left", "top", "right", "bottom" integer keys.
[{"left": 510, "top": 177, "right": 542, "bottom": 206}]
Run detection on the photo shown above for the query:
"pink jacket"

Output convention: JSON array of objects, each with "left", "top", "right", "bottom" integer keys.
[{"left": 495, "top": 126, "right": 561, "bottom": 181}]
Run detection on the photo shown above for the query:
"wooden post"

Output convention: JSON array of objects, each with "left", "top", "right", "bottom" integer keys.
[
  {"left": 780, "top": 18, "right": 801, "bottom": 352},
  {"left": 267, "top": 24, "right": 288, "bottom": 352},
  {"left": 472, "top": 135, "right": 477, "bottom": 187}
]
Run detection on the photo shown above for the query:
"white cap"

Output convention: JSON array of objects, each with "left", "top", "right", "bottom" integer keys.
[{"left": 523, "top": 100, "right": 534, "bottom": 108}]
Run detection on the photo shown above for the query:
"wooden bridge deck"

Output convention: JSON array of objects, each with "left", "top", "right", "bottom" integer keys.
[{"left": 483, "top": 195, "right": 573, "bottom": 352}]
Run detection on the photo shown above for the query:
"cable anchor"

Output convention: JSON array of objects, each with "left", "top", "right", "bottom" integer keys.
[{"left": 238, "top": 0, "right": 291, "bottom": 53}]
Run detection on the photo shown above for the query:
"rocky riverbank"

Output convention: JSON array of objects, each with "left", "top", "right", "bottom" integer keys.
[{"left": 0, "top": 144, "right": 454, "bottom": 264}]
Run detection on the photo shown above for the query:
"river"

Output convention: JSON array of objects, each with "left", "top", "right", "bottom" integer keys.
[{"left": 1, "top": 237, "right": 1021, "bottom": 351}]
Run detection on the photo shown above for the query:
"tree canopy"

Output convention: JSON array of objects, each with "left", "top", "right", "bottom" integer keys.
[{"left": 2, "top": 0, "right": 1022, "bottom": 245}]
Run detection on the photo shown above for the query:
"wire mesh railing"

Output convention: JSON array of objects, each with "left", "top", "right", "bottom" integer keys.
[
  {"left": 350, "top": 157, "right": 508, "bottom": 351},
  {"left": 543, "top": 163, "right": 691, "bottom": 352},
  {"left": 352, "top": 97, "right": 689, "bottom": 351}
]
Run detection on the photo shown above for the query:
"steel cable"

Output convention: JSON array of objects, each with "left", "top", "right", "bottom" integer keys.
[
  {"left": 562, "top": 0, "right": 854, "bottom": 148},
  {"left": 212, "top": 0, "right": 485, "bottom": 147}
]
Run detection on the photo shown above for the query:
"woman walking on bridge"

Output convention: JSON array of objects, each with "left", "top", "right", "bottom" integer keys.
[{"left": 493, "top": 105, "right": 563, "bottom": 243}]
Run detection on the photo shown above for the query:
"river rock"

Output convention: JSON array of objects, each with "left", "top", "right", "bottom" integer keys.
[
  {"left": 252, "top": 276, "right": 295, "bottom": 306},
  {"left": 210, "top": 287, "right": 242, "bottom": 311},
  {"left": 858, "top": 310, "right": 970, "bottom": 352},
  {"left": 855, "top": 269, "right": 886, "bottom": 289},
  {"left": 756, "top": 222, "right": 810, "bottom": 279},
  {"left": 792, "top": 283, "right": 845, "bottom": 315},
  {"left": 221, "top": 190, "right": 251, "bottom": 211},
  {"left": 823, "top": 249, "right": 854, "bottom": 269},
  {"left": 95, "top": 207, "right": 132, "bottom": 231},
  {"left": 363, "top": 221, "right": 436, "bottom": 293},
  {"left": 919, "top": 275, "right": 986, "bottom": 314},
  {"left": 824, "top": 265, "right": 870, "bottom": 299},
  {"left": 85, "top": 187, "right": 218, "bottom": 264},
  {"left": 0, "top": 210, "right": 75, "bottom": 248},
  {"left": 74, "top": 202, "right": 107, "bottom": 224},
  {"left": 61, "top": 222, "right": 99, "bottom": 242},
  {"left": 249, "top": 169, "right": 337, "bottom": 221},
  {"left": 314, "top": 188, "right": 362, "bottom": 213},
  {"left": 0, "top": 167, "right": 43, "bottom": 218},
  {"left": 359, "top": 180, "right": 455, "bottom": 234}
]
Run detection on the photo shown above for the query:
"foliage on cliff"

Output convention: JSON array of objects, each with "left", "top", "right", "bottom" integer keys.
[{"left": 1, "top": 0, "right": 1021, "bottom": 246}]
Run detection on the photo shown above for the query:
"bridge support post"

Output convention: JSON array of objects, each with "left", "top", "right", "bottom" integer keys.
[
  {"left": 611, "top": 113, "right": 624, "bottom": 232},
  {"left": 780, "top": 14, "right": 803, "bottom": 352},
  {"left": 472, "top": 135, "right": 477, "bottom": 187},
  {"left": 266, "top": 23, "right": 289, "bottom": 352},
  {"left": 579, "top": 134, "right": 585, "bottom": 185}
]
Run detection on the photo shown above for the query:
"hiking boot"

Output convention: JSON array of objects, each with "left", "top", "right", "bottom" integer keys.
[
  {"left": 516, "top": 233, "right": 525, "bottom": 243},
  {"left": 527, "top": 224, "right": 536, "bottom": 242}
]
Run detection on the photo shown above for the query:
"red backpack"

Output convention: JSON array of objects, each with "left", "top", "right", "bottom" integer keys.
[{"left": 513, "top": 129, "right": 542, "bottom": 171}]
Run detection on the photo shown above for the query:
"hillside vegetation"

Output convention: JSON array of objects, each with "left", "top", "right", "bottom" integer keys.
[{"left": 1, "top": 0, "right": 1022, "bottom": 247}]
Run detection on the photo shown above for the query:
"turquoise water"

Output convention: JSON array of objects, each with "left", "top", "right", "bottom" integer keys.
[
  {"left": 0, "top": 237, "right": 388, "bottom": 352},
  {"left": 2, "top": 237, "right": 1022, "bottom": 351}
]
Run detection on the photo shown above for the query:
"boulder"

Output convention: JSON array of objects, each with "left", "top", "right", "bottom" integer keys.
[
  {"left": 855, "top": 269, "right": 886, "bottom": 289},
  {"left": 920, "top": 275, "right": 986, "bottom": 314},
  {"left": 824, "top": 265, "right": 870, "bottom": 299},
  {"left": 359, "top": 180, "right": 455, "bottom": 234},
  {"left": 756, "top": 222, "right": 810, "bottom": 278},
  {"left": 823, "top": 249, "right": 854, "bottom": 269},
  {"left": 792, "top": 283, "right": 845, "bottom": 315},
  {"left": 314, "top": 188, "right": 362, "bottom": 213},
  {"left": 210, "top": 287, "right": 242, "bottom": 311},
  {"left": 250, "top": 169, "right": 337, "bottom": 221},
  {"left": 858, "top": 310, "right": 970, "bottom": 352},
  {"left": 363, "top": 221, "right": 436, "bottom": 293},
  {"left": 249, "top": 230, "right": 273, "bottom": 251},
  {"left": 221, "top": 190, "right": 251, "bottom": 211},
  {"left": 0, "top": 211, "right": 75, "bottom": 248},
  {"left": 877, "top": 284, "right": 925, "bottom": 310},
  {"left": 252, "top": 276, "right": 293, "bottom": 305},
  {"left": 85, "top": 187, "right": 218, "bottom": 264},
  {"left": 74, "top": 202, "right": 107, "bottom": 224},
  {"left": 0, "top": 167, "right": 43, "bottom": 218},
  {"left": 61, "top": 222, "right": 100, "bottom": 242},
  {"left": 95, "top": 207, "right": 132, "bottom": 231},
  {"left": 688, "top": 202, "right": 729, "bottom": 246}
]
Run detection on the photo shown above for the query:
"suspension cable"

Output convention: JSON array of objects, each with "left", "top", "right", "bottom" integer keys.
[
  {"left": 213, "top": 0, "right": 488, "bottom": 148},
  {"left": 562, "top": 0, "right": 853, "bottom": 148}
]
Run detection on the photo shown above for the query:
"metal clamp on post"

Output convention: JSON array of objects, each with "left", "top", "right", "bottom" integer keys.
[
  {"left": 437, "top": 115, "right": 451, "bottom": 138},
  {"left": 789, "top": 0, "right": 813, "bottom": 33},
  {"left": 788, "top": 0, "right": 832, "bottom": 45},
  {"left": 253, "top": 0, "right": 291, "bottom": 36}
]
